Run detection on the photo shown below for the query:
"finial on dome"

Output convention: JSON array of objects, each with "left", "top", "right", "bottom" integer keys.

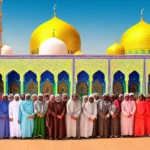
[
  {"left": 53, "top": 29, "right": 55, "bottom": 37},
  {"left": 141, "top": 8, "right": 144, "bottom": 21},
  {"left": 54, "top": 4, "right": 57, "bottom": 17}
]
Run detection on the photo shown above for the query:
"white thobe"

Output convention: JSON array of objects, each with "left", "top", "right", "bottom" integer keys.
[
  {"left": 66, "top": 99, "right": 81, "bottom": 138},
  {"left": 121, "top": 100, "right": 136, "bottom": 136},
  {"left": 82, "top": 102, "right": 97, "bottom": 138},
  {"left": 9, "top": 100, "right": 21, "bottom": 137}
]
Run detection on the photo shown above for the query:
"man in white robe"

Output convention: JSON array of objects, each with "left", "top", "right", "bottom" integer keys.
[
  {"left": 9, "top": 94, "right": 21, "bottom": 138},
  {"left": 80, "top": 95, "right": 88, "bottom": 137},
  {"left": 82, "top": 94, "right": 97, "bottom": 138},
  {"left": 66, "top": 93, "right": 81, "bottom": 138},
  {"left": 121, "top": 93, "right": 136, "bottom": 136}
]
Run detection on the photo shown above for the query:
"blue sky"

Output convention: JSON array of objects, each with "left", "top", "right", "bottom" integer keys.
[{"left": 2, "top": 0, "right": 150, "bottom": 55}]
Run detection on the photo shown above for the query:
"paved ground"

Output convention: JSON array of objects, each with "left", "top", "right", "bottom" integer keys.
[{"left": 0, "top": 137, "right": 150, "bottom": 150}]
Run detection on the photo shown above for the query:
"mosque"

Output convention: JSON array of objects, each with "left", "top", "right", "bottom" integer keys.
[{"left": 0, "top": 2, "right": 150, "bottom": 100}]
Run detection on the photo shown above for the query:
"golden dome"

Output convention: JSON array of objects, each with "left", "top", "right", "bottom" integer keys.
[
  {"left": 121, "top": 19, "right": 150, "bottom": 55},
  {"left": 74, "top": 51, "right": 84, "bottom": 55},
  {"left": 30, "top": 15, "right": 81, "bottom": 54},
  {"left": 106, "top": 42, "right": 125, "bottom": 55}
]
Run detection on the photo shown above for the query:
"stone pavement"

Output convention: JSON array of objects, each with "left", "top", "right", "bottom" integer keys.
[{"left": 0, "top": 137, "right": 150, "bottom": 150}]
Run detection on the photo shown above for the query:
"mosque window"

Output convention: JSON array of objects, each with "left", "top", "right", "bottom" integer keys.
[
  {"left": 140, "top": 50, "right": 146, "bottom": 54},
  {"left": 127, "top": 50, "right": 132, "bottom": 54},
  {"left": 134, "top": 50, "right": 139, "bottom": 54},
  {"left": 148, "top": 50, "right": 150, "bottom": 54}
]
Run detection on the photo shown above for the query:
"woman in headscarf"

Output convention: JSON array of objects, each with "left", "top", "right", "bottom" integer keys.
[
  {"left": 66, "top": 93, "right": 81, "bottom": 138},
  {"left": 9, "top": 94, "right": 21, "bottom": 139},
  {"left": 62, "top": 93, "right": 68, "bottom": 107},
  {"left": 82, "top": 94, "right": 97, "bottom": 138},
  {"left": 80, "top": 95, "right": 88, "bottom": 137},
  {"left": 51, "top": 94, "right": 66, "bottom": 139},
  {"left": 0, "top": 94, "right": 10, "bottom": 138},
  {"left": 46, "top": 94, "right": 55, "bottom": 139}
]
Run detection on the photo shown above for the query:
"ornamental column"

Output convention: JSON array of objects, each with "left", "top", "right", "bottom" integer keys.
[
  {"left": 125, "top": 77, "right": 128, "bottom": 93},
  {"left": 0, "top": 1, "right": 2, "bottom": 54},
  {"left": 20, "top": 74, "right": 24, "bottom": 94},
  {"left": 37, "top": 75, "right": 41, "bottom": 94},
  {"left": 3, "top": 74, "right": 8, "bottom": 94},
  {"left": 54, "top": 76, "right": 58, "bottom": 94},
  {"left": 89, "top": 76, "right": 93, "bottom": 95},
  {"left": 140, "top": 79, "right": 143, "bottom": 93}
]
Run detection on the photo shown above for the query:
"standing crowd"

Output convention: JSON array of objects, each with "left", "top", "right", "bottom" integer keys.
[{"left": 0, "top": 92, "right": 150, "bottom": 139}]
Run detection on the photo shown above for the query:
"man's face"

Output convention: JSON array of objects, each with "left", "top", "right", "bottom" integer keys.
[
  {"left": 15, "top": 96, "right": 19, "bottom": 101},
  {"left": 119, "top": 96, "right": 124, "bottom": 102},
  {"left": 103, "top": 95, "right": 107, "bottom": 101},
  {"left": 125, "top": 95, "right": 129, "bottom": 101},
  {"left": 26, "top": 95, "right": 30, "bottom": 100},
  {"left": 138, "top": 95, "right": 143, "bottom": 101},
  {"left": 3, "top": 96, "right": 8, "bottom": 101},
  {"left": 89, "top": 97, "right": 94, "bottom": 103},
  {"left": 130, "top": 95, "right": 134, "bottom": 100},
  {"left": 62, "top": 95, "right": 68, "bottom": 101},
  {"left": 72, "top": 94, "right": 77, "bottom": 101},
  {"left": 21, "top": 94, "right": 25, "bottom": 100},
  {"left": 32, "top": 96, "right": 37, "bottom": 101},
  {"left": 110, "top": 96, "right": 115, "bottom": 102},
  {"left": 44, "top": 96, "right": 49, "bottom": 101},
  {"left": 146, "top": 96, "right": 150, "bottom": 101},
  {"left": 84, "top": 97, "right": 88, "bottom": 103},
  {"left": 51, "top": 95, "right": 55, "bottom": 102},
  {"left": 94, "top": 94, "right": 99, "bottom": 100},
  {"left": 38, "top": 96, "right": 43, "bottom": 101}
]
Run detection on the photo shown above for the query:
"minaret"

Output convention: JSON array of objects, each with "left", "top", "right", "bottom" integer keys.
[{"left": 0, "top": 0, "right": 2, "bottom": 54}]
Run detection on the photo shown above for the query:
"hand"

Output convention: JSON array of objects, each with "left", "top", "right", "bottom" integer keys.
[
  {"left": 105, "top": 116, "right": 108, "bottom": 120},
  {"left": 39, "top": 114, "right": 43, "bottom": 118},
  {"left": 88, "top": 118, "right": 91, "bottom": 121},
  {"left": 18, "top": 120, "right": 20, "bottom": 124},
  {"left": 73, "top": 116, "right": 77, "bottom": 120},
  {"left": 90, "top": 118, "right": 95, "bottom": 122},
  {"left": 29, "top": 115, "right": 34, "bottom": 119},
  {"left": 9, "top": 118, "right": 13, "bottom": 122},
  {"left": 58, "top": 115, "right": 62, "bottom": 119},
  {"left": 71, "top": 116, "right": 75, "bottom": 120},
  {"left": 1, "top": 117, "right": 5, "bottom": 120}
]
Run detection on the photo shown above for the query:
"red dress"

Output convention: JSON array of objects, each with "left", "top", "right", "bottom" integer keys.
[
  {"left": 145, "top": 101, "right": 150, "bottom": 135},
  {"left": 134, "top": 100, "right": 146, "bottom": 136}
]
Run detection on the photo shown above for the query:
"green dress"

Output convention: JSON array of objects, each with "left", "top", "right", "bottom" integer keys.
[{"left": 33, "top": 100, "right": 48, "bottom": 137}]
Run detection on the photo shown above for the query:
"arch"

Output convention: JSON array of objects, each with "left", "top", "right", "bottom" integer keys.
[
  {"left": 41, "top": 71, "right": 54, "bottom": 94},
  {"left": 113, "top": 71, "right": 125, "bottom": 94},
  {"left": 76, "top": 71, "right": 89, "bottom": 100},
  {"left": 7, "top": 70, "right": 20, "bottom": 94},
  {"left": 129, "top": 71, "right": 140, "bottom": 94},
  {"left": 92, "top": 71, "right": 105, "bottom": 95},
  {"left": 24, "top": 71, "right": 38, "bottom": 94},
  {"left": 58, "top": 71, "right": 70, "bottom": 96},
  {"left": 0, "top": 74, "right": 3, "bottom": 94}
]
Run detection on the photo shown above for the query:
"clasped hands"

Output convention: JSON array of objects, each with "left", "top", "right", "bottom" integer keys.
[
  {"left": 28, "top": 115, "right": 34, "bottom": 119},
  {"left": 37, "top": 113, "right": 43, "bottom": 118},
  {"left": 1, "top": 116, "right": 6, "bottom": 120},
  {"left": 57, "top": 115, "right": 62, "bottom": 119},
  {"left": 71, "top": 116, "right": 77, "bottom": 120},
  {"left": 88, "top": 118, "right": 95, "bottom": 122},
  {"left": 127, "top": 114, "right": 132, "bottom": 118}
]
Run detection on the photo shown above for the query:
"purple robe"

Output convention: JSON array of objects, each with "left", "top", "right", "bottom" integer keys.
[{"left": 0, "top": 100, "right": 10, "bottom": 137}]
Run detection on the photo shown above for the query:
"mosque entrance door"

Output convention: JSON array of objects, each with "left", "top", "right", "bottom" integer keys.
[
  {"left": 129, "top": 82, "right": 138, "bottom": 94},
  {"left": 148, "top": 83, "right": 150, "bottom": 94},
  {"left": 0, "top": 81, "right": 3, "bottom": 94},
  {"left": 77, "top": 81, "right": 88, "bottom": 101},
  {"left": 26, "top": 80, "right": 38, "bottom": 95},
  {"left": 42, "top": 80, "right": 54, "bottom": 94},
  {"left": 58, "top": 80, "right": 68, "bottom": 95},
  {"left": 92, "top": 81, "right": 103, "bottom": 96},
  {"left": 9, "top": 81, "right": 20, "bottom": 94},
  {"left": 113, "top": 81, "right": 124, "bottom": 95}
]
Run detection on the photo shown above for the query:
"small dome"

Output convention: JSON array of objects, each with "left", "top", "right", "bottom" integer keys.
[
  {"left": 74, "top": 51, "right": 84, "bottom": 55},
  {"left": 1, "top": 45, "right": 13, "bottom": 55},
  {"left": 39, "top": 37, "right": 68, "bottom": 55},
  {"left": 106, "top": 42, "right": 125, "bottom": 55}
]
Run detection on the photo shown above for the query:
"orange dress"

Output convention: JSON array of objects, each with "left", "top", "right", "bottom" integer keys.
[
  {"left": 134, "top": 100, "right": 146, "bottom": 136},
  {"left": 145, "top": 101, "right": 150, "bottom": 135}
]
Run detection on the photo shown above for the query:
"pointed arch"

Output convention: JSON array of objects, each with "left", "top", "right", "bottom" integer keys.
[
  {"left": 92, "top": 71, "right": 105, "bottom": 95},
  {"left": 129, "top": 71, "right": 140, "bottom": 94},
  {"left": 58, "top": 71, "right": 70, "bottom": 96},
  {"left": 0, "top": 74, "right": 3, "bottom": 94},
  {"left": 113, "top": 71, "right": 125, "bottom": 94},
  {"left": 76, "top": 71, "right": 89, "bottom": 100},
  {"left": 7, "top": 70, "right": 20, "bottom": 94},
  {"left": 41, "top": 70, "right": 54, "bottom": 94},
  {"left": 24, "top": 70, "right": 38, "bottom": 95}
]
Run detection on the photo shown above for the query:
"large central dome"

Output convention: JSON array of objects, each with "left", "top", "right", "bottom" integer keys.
[
  {"left": 121, "top": 19, "right": 150, "bottom": 55},
  {"left": 30, "top": 14, "right": 81, "bottom": 54}
]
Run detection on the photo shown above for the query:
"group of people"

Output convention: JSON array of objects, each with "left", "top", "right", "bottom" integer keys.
[{"left": 0, "top": 92, "right": 150, "bottom": 139}]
